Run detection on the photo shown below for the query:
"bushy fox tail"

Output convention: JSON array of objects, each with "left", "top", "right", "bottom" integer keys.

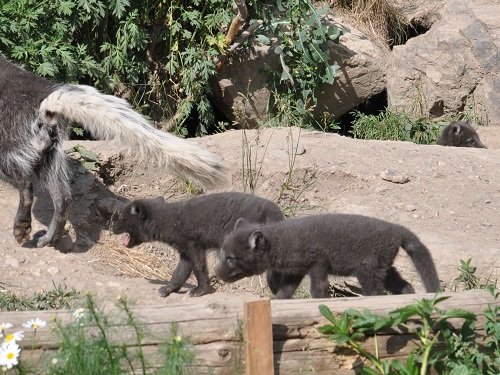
[
  {"left": 39, "top": 84, "right": 228, "bottom": 189},
  {"left": 402, "top": 231, "right": 441, "bottom": 292}
]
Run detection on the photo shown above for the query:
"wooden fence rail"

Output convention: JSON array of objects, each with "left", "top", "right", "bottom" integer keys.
[{"left": 0, "top": 290, "right": 496, "bottom": 374}]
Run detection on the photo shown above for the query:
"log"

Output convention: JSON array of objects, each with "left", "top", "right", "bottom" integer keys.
[{"left": 0, "top": 290, "right": 496, "bottom": 374}]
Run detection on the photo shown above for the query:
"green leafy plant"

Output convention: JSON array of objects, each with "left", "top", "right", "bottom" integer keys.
[
  {"left": 350, "top": 109, "right": 443, "bottom": 144},
  {"left": 1, "top": 0, "right": 346, "bottom": 134},
  {"left": 449, "top": 258, "right": 497, "bottom": 292},
  {"left": 66, "top": 144, "right": 102, "bottom": 172},
  {"left": 0, "top": 0, "right": 234, "bottom": 135},
  {"left": 255, "top": 0, "right": 342, "bottom": 130},
  {"left": 319, "top": 291, "right": 500, "bottom": 375}
]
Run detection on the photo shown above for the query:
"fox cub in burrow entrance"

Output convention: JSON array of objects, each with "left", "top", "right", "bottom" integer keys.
[
  {"left": 113, "top": 192, "right": 284, "bottom": 297},
  {"left": 216, "top": 214, "right": 440, "bottom": 299}
]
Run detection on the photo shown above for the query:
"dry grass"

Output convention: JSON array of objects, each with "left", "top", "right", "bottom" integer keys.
[
  {"left": 332, "top": 0, "right": 408, "bottom": 46},
  {"left": 94, "top": 243, "right": 172, "bottom": 280}
]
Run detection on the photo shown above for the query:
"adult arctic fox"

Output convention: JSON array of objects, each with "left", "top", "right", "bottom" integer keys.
[{"left": 0, "top": 55, "right": 227, "bottom": 248}]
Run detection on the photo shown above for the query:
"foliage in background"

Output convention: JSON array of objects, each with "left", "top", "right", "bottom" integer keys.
[
  {"left": 0, "top": 0, "right": 233, "bottom": 136},
  {"left": 0, "top": 0, "right": 344, "bottom": 134},
  {"left": 350, "top": 108, "right": 444, "bottom": 144},
  {"left": 319, "top": 290, "right": 500, "bottom": 375},
  {"left": 253, "top": 0, "right": 342, "bottom": 130}
]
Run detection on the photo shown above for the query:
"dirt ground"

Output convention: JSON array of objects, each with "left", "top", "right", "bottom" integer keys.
[{"left": 1, "top": 126, "right": 499, "bottom": 306}]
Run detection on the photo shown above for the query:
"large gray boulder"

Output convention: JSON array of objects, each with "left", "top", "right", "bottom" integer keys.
[
  {"left": 387, "top": 0, "right": 500, "bottom": 125},
  {"left": 211, "top": 17, "right": 387, "bottom": 128}
]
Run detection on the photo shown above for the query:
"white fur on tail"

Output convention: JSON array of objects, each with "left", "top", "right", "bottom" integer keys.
[{"left": 39, "top": 84, "right": 228, "bottom": 189}]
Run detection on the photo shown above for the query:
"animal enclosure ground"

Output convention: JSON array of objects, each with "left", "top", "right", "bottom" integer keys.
[{"left": 1, "top": 127, "right": 499, "bottom": 306}]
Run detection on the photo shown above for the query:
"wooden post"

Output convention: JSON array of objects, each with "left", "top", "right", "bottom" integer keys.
[{"left": 244, "top": 298, "right": 274, "bottom": 375}]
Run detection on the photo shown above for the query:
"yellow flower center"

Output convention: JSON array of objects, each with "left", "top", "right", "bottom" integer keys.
[
  {"left": 7, "top": 352, "right": 14, "bottom": 360},
  {"left": 5, "top": 334, "right": 13, "bottom": 342}
]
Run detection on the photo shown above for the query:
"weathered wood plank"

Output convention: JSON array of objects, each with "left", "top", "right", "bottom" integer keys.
[
  {"left": 0, "top": 290, "right": 496, "bottom": 374},
  {"left": 244, "top": 299, "right": 274, "bottom": 375}
]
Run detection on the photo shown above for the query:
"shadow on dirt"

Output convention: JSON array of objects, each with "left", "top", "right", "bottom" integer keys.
[{"left": 31, "top": 159, "right": 128, "bottom": 253}]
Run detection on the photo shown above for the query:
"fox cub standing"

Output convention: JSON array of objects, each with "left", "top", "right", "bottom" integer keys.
[
  {"left": 113, "top": 192, "right": 284, "bottom": 297},
  {"left": 216, "top": 214, "right": 440, "bottom": 298}
]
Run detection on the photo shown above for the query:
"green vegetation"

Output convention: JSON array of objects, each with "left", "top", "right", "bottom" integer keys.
[
  {"left": 46, "top": 295, "right": 194, "bottom": 375},
  {"left": 255, "top": 0, "right": 342, "bottom": 130},
  {"left": 350, "top": 109, "right": 444, "bottom": 144},
  {"left": 66, "top": 144, "right": 102, "bottom": 172},
  {"left": 0, "top": 0, "right": 343, "bottom": 134},
  {"left": 319, "top": 289, "right": 500, "bottom": 375},
  {"left": 0, "top": 284, "right": 81, "bottom": 312},
  {"left": 449, "top": 258, "right": 498, "bottom": 292},
  {"left": 1, "top": 292, "right": 195, "bottom": 374},
  {"left": 0, "top": 0, "right": 234, "bottom": 135}
]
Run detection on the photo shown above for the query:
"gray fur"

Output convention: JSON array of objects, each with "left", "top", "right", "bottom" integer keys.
[
  {"left": 112, "top": 192, "right": 284, "bottom": 297},
  {"left": 216, "top": 214, "right": 440, "bottom": 298},
  {"left": 436, "top": 121, "right": 486, "bottom": 148},
  {"left": 0, "top": 55, "right": 226, "bottom": 248}
]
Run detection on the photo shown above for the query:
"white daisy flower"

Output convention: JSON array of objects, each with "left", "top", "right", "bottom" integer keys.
[
  {"left": 1, "top": 331, "right": 24, "bottom": 345},
  {"left": 72, "top": 308, "right": 87, "bottom": 321},
  {"left": 0, "top": 323, "right": 13, "bottom": 335},
  {"left": 22, "top": 318, "right": 47, "bottom": 330},
  {"left": 0, "top": 342, "right": 21, "bottom": 369}
]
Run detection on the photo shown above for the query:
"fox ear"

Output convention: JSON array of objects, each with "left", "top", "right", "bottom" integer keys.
[
  {"left": 234, "top": 218, "right": 249, "bottom": 230},
  {"left": 130, "top": 202, "right": 147, "bottom": 221},
  {"left": 248, "top": 230, "right": 265, "bottom": 251},
  {"left": 153, "top": 196, "right": 165, "bottom": 203},
  {"left": 451, "top": 123, "right": 461, "bottom": 134}
]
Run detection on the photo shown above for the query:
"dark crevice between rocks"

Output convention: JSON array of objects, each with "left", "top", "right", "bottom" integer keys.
[
  {"left": 429, "top": 100, "right": 444, "bottom": 117},
  {"left": 390, "top": 20, "right": 432, "bottom": 49},
  {"left": 336, "top": 89, "right": 388, "bottom": 137},
  {"left": 184, "top": 102, "right": 232, "bottom": 138}
]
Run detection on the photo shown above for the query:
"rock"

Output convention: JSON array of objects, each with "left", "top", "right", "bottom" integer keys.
[
  {"left": 47, "top": 266, "right": 60, "bottom": 276},
  {"left": 404, "top": 204, "right": 417, "bottom": 212},
  {"left": 380, "top": 169, "right": 410, "bottom": 184},
  {"left": 294, "top": 145, "right": 306, "bottom": 155},
  {"left": 387, "top": 0, "right": 500, "bottom": 125},
  {"left": 314, "top": 16, "right": 387, "bottom": 119},
  {"left": 393, "top": 0, "right": 446, "bottom": 29},
  {"left": 211, "top": 16, "right": 387, "bottom": 127}
]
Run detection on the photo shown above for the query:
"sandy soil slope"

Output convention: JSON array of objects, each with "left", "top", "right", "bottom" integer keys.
[{"left": 1, "top": 127, "right": 499, "bottom": 305}]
